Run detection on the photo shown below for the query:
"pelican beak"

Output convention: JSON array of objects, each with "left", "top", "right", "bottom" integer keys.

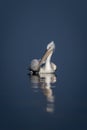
[
  {"left": 38, "top": 42, "right": 55, "bottom": 68},
  {"left": 39, "top": 47, "right": 53, "bottom": 66}
]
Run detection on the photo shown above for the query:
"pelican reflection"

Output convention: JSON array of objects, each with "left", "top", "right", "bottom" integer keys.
[{"left": 29, "top": 73, "right": 57, "bottom": 113}]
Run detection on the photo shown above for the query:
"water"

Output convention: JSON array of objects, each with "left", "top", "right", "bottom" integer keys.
[
  {"left": 0, "top": 0, "right": 87, "bottom": 129},
  {"left": 0, "top": 46, "right": 87, "bottom": 130}
]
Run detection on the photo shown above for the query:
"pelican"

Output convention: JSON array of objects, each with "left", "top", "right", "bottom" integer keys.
[{"left": 30, "top": 41, "right": 57, "bottom": 74}]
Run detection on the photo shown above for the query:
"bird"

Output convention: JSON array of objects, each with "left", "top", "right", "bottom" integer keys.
[{"left": 29, "top": 41, "right": 57, "bottom": 74}]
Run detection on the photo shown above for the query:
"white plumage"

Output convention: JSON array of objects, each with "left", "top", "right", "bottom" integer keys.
[
  {"left": 30, "top": 41, "right": 57, "bottom": 74},
  {"left": 30, "top": 59, "right": 39, "bottom": 71}
]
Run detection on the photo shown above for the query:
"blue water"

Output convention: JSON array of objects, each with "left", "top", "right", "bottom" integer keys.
[
  {"left": 0, "top": 43, "right": 87, "bottom": 130},
  {"left": 0, "top": 0, "right": 87, "bottom": 129}
]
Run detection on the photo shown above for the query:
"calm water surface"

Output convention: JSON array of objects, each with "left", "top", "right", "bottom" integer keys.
[
  {"left": 0, "top": 55, "right": 87, "bottom": 130},
  {"left": 1, "top": 0, "right": 87, "bottom": 129}
]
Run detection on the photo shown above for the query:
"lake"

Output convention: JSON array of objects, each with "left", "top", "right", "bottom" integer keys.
[{"left": 0, "top": 0, "right": 87, "bottom": 129}]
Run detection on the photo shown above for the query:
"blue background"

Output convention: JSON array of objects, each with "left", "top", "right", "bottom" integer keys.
[{"left": 0, "top": 0, "right": 87, "bottom": 130}]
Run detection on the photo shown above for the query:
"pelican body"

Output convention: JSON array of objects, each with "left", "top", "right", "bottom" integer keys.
[{"left": 30, "top": 41, "right": 57, "bottom": 74}]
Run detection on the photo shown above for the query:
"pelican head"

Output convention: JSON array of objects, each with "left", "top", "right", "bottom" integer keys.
[{"left": 47, "top": 41, "right": 55, "bottom": 51}]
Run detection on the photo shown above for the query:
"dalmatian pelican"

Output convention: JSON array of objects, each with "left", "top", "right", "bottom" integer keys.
[{"left": 30, "top": 41, "right": 57, "bottom": 74}]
